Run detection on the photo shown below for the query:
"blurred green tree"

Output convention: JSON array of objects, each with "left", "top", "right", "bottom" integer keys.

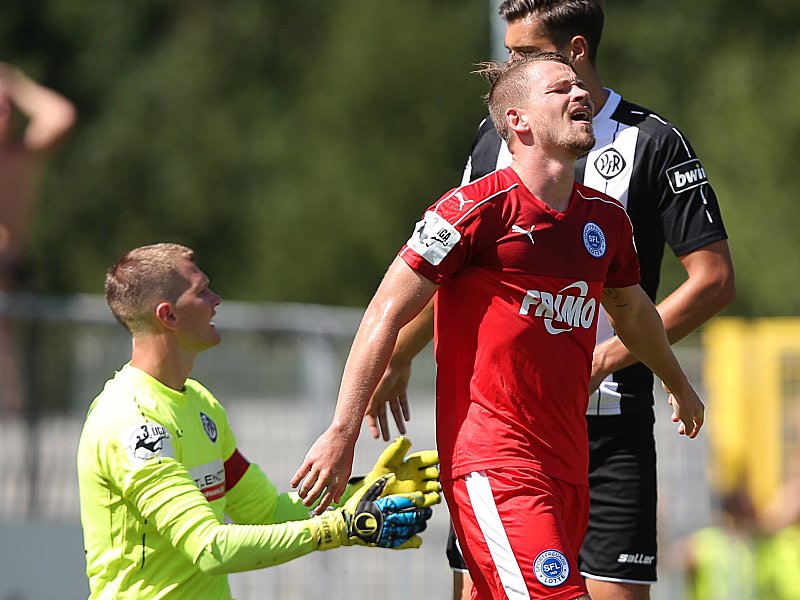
[{"left": 1, "top": 0, "right": 797, "bottom": 314}]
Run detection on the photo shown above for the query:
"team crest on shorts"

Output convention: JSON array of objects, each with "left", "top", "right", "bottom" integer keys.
[
  {"left": 582, "top": 222, "right": 606, "bottom": 258},
  {"left": 200, "top": 412, "right": 218, "bottom": 443},
  {"left": 533, "top": 549, "right": 569, "bottom": 587}
]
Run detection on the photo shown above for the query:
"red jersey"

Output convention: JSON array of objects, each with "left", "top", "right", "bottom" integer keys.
[{"left": 399, "top": 167, "right": 640, "bottom": 485}]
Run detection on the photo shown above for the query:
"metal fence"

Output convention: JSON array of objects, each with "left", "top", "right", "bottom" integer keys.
[{"left": 0, "top": 293, "right": 711, "bottom": 600}]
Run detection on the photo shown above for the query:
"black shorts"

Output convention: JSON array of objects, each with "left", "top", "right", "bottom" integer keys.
[
  {"left": 580, "top": 411, "right": 657, "bottom": 584},
  {"left": 446, "top": 519, "right": 468, "bottom": 572},
  {"left": 447, "top": 410, "right": 658, "bottom": 584}
]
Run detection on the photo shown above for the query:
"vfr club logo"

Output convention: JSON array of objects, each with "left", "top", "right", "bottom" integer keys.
[
  {"left": 593, "top": 147, "right": 626, "bottom": 180},
  {"left": 519, "top": 281, "right": 597, "bottom": 335}
]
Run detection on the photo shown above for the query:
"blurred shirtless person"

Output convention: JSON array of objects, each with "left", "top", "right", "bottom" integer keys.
[{"left": 0, "top": 62, "right": 76, "bottom": 412}]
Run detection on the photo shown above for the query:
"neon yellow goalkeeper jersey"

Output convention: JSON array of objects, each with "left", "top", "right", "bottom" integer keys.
[{"left": 77, "top": 364, "right": 319, "bottom": 599}]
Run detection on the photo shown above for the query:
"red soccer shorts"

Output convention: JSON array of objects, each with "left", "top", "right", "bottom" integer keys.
[{"left": 443, "top": 467, "right": 590, "bottom": 600}]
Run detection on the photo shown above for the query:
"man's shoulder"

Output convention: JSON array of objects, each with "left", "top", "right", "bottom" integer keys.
[
  {"left": 610, "top": 95, "right": 691, "bottom": 145},
  {"left": 86, "top": 373, "right": 140, "bottom": 421},
  {"left": 79, "top": 376, "right": 146, "bottom": 466},
  {"left": 184, "top": 378, "right": 224, "bottom": 409},
  {"left": 455, "top": 167, "right": 518, "bottom": 207},
  {"left": 575, "top": 181, "right": 627, "bottom": 212}
]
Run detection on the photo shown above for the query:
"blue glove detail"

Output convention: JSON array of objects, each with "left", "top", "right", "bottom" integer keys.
[{"left": 374, "top": 495, "right": 434, "bottom": 548}]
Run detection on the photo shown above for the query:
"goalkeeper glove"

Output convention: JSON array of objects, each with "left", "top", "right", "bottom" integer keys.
[
  {"left": 358, "top": 436, "right": 440, "bottom": 497},
  {"left": 311, "top": 474, "right": 435, "bottom": 551}
]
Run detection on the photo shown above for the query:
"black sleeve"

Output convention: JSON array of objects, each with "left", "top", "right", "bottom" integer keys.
[
  {"left": 464, "top": 117, "right": 504, "bottom": 184},
  {"left": 648, "top": 124, "right": 728, "bottom": 256}
]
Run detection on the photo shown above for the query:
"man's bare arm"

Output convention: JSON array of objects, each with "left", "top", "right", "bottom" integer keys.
[
  {"left": 0, "top": 63, "right": 77, "bottom": 152},
  {"left": 291, "top": 258, "right": 439, "bottom": 513},
  {"left": 366, "top": 298, "right": 434, "bottom": 440},
  {"left": 591, "top": 240, "right": 734, "bottom": 391},
  {"left": 601, "top": 285, "right": 704, "bottom": 438}
]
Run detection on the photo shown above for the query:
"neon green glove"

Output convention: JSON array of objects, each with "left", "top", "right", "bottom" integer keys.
[
  {"left": 363, "top": 436, "right": 440, "bottom": 497},
  {"left": 310, "top": 475, "right": 436, "bottom": 551}
]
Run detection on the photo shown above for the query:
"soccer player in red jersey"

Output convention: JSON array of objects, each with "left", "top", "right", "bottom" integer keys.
[{"left": 292, "top": 52, "right": 704, "bottom": 600}]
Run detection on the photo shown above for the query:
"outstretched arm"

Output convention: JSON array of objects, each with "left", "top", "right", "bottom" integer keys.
[
  {"left": 0, "top": 63, "right": 76, "bottom": 152},
  {"left": 590, "top": 240, "right": 734, "bottom": 391},
  {"left": 291, "top": 257, "right": 439, "bottom": 513},
  {"left": 601, "top": 284, "right": 704, "bottom": 438},
  {"left": 366, "top": 298, "right": 434, "bottom": 440}
]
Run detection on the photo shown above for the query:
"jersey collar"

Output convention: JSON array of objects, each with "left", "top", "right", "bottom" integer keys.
[{"left": 593, "top": 88, "right": 622, "bottom": 127}]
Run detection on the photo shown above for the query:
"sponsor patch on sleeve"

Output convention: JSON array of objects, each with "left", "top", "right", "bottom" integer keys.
[
  {"left": 665, "top": 159, "right": 708, "bottom": 193},
  {"left": 406, "top": 211, "right": 461, "bottom": 266},
  {"left": 124, "top": 422, "right": 174, "bottom": 467}
]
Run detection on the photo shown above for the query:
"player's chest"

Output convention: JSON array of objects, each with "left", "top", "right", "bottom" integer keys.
[
  {"left": 158, "top": 407, "right": 227, "bottom": 500},
  {"left": 479, "top": 207, "right": 617, "bottom": 280},
  {"left": 577, "top": 123, "right": 640, "bottom": 207}
]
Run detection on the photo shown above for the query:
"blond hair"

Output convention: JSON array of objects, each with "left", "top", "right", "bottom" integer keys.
[
  {"left": 476, "top": 51, "right": 571, "bottom": 141},
  {"left": 105, "top": 243, "right": 194, "bottom": 334}
]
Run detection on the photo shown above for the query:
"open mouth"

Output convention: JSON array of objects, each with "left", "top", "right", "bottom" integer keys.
[{"left": 570, "top": 107, "right": 592, "bottom": 122}]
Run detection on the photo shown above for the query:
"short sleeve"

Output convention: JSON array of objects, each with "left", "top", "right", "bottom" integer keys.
[
  {"left": 605, "top": 210, "right": 641, "bottom": 289},
  {"left": 399, "top": 186, "right": 506, "bottom": 284},
  {"left": 650, "top": 126, "right": 728, "bottom": 256}
]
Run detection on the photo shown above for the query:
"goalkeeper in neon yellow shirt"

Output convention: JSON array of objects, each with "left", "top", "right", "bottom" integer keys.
[{"left": 77, "top": 243, "right": 440, "bottom": 599}]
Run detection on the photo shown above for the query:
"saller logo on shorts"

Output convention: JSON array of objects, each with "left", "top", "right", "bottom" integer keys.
[
  {"left": 519, "top": 281, "right": 597, "bottom": 335},
  {"left": 533, "top": 549, "right": 570, "bottom": 587},
  {"left": 666, "top": 159, "right": 708, "bottom": 193}
]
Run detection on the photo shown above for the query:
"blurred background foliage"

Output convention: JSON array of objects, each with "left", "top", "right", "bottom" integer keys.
[{"left": 1, "top": 0, "right": 797, "bottom": 314}]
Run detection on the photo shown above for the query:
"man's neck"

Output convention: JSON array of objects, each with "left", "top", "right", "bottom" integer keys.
[
  {"left": 131, "top": 336, "right": 194, "bottom": 391},
  {"left": 511, "top": 151, "right": 576, "bottom": 213},
  {"left": 575, "top": 64, "right": 610, "bottom": 116}
]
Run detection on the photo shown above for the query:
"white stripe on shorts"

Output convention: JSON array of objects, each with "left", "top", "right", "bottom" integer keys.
[{"left": 465, "top": 471, "right": 531, "bottom": 600}]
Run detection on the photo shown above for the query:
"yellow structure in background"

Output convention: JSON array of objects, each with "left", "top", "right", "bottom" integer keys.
[{"left": 705, "top": 318, "right": 800, "bottom": 509}]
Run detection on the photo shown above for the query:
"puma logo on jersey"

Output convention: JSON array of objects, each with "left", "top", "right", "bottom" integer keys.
[
  {"left": 519, "top": 281, "right": 597, "bottom": 335},
  {"left": 666, "top": 159, "right": 707, "bottom": 193},
  {"left": 511, "top": 224, "right": 536, "bottom": 245},
  {"left": 453, "top": 191, "right": 474, "bottom": 211}
]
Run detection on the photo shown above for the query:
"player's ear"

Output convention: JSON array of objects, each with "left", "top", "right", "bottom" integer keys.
[
  {"left": 506, "top": 107, "right": 528, "bottom": 134},
  {"left": 155, "top": 302, "right": 178, "bottom": 330},
  {"left": 566, "top": 35, "right": 589, "bottom": 64}
]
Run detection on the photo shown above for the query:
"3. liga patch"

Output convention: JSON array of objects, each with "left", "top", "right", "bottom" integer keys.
[
  {"left": 406, "top": 211, "right": 461, "bottom": 266},
  {"left": 533, "top": 549, "right": 569, "bottom": 587},
  {"left": 124, "top": 422, "right": 173, "bottom": 466},
  {"left": 200, "top": 412, "right": 218, "bottom": 443},
  {"left": 582, "top": 222, "right": 606, "bottom": 258}
]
